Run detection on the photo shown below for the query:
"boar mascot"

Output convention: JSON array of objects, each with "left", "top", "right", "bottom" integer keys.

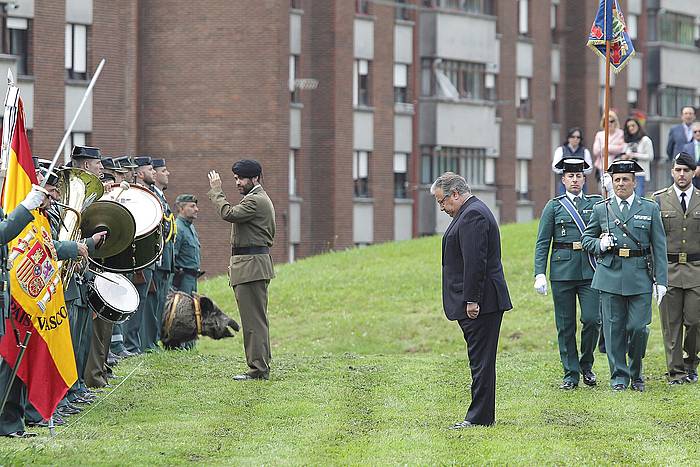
[{"left": 161, "top": 291, "right": 240, "bottom": 349}]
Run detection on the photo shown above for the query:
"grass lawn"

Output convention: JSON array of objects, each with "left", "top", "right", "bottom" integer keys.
[{"left": 2, "top": 221, "right": 700, "bottom": 464}]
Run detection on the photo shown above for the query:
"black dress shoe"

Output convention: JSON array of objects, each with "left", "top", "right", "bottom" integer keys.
[
  {"left": 669, "top": 379, "right": 684, "bottom": 386},
  {"left": 631, "top": 380, "right": 645, "bottom": 392},
  {"left": 685, "top": 370, "right": 698, "bottom": 383},
  {"left": 559, "top": 381, "right": 577, "bottom": 390},
  {"left": 3, "top": 430, "right": 37, "bottom": 438},
  {"left": 449, "top": 420, "right": 475, "bottom": 430},
  {"left": 233, "top": 373, "right": 269, "bottom": 381},
  {"left": 612, "top": 383, "right": 626, "bottom": 391},
  {"left": 582, "top": 369, "right": 597, "bottom": 387}
]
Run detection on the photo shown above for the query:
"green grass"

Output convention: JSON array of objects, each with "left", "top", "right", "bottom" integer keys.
[{"left": 3, "top": 221, "right": 700, "bottom": 465}]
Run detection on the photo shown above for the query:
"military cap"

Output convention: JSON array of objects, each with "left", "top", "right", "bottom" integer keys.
[
  {"left": 40, "top": 167, "right": 59, "bottom": 186},
  {"left": 151, "top": 158, "right": 166, "bottom": 168},
  {"left": 232, "top": 159, "right": 262, "bottom": 178},
  {"left": 101, "top": 172, "right": 116, "bottom": 183},
  {"left": 38, "top": 158, "right": 52, "bottom": 169},
  {"left": 175, "top": 194, "right": 197, "bottom": 204},
  {"left": 114, "top": 156, "right": 138, "bottom": 169},
  {"left": 673, "top": 152, "right": 697, "bottom": 171},
  {"left": 111, "top": 159, "right": 128, "bottom": 173},
  {"left": 134, "top": 156, "right": 153, "bottom": 167},
  {"left": 72, "top": 145, "right": 101, "bottom": 159},
  {"left": 606, "top": 159, "right": 643, "bottom": 174},
  {"left": 555, "top": 158, "right": 589, "bottom": 173},
  {"left": 101, "top": 157, "right": 118, "bottom": 171}
]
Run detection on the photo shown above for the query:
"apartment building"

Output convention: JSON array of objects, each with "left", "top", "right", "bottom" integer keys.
[{"left": 1, "top": 0, "right": 699, "bottom": 274}]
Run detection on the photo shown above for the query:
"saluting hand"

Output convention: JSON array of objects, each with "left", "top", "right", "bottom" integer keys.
[{"left": 208, "top": 170, "right": 222, "bottom": 190}]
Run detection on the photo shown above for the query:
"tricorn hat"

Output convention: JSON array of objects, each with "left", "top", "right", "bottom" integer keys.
[
  {"left": 71, "top": 145, "right": 101, "bottom": 159},
  {"left": 555, "top": 158, "right": 589, "bottom": 173},
  {"left": 134, "top": 156, "right": 153, "bottom": 167},
  {"left": 151, "top": 158, "right": 166, "bottom": 169},
  {"left": 606, "top": 160, "right": 643, "bottom": 174},
  {"left": 114, "top": 156, "right": 138, "bottom": 169}
]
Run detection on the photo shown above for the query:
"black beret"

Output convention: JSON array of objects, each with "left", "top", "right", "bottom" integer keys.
[
  {"left": 232, "top": 159, "right": 262, "bottom": 178},
  {"left": 555, "top": 158, "right": 589, "bottom": 173},
  {"left": 151, "top": 158, "right": 166, "bottom": 169},
  {"left": 134, "top": 156, "right": 153, "bottom": 167},
  {"left": 673, "top": 152, "right": 697, "bottom": 171},
  {"left": 72, "top": 145, "right": 101, "bottom": 159},
  {"left": 175, "top": 194, "right": 198, "bottom": 204},
  {"left": 607, "top": 160, "right": 643, "bottom": 174}
]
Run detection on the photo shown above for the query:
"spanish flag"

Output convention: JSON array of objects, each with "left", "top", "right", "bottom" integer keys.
[{"left": 0, "top": 98, "right": 76, "bottom": 419}]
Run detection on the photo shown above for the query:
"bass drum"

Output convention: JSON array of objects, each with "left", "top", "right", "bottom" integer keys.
[
  {"left": 89, "top": 183, "right": 164, "bottom": 272},
  {"left": 87, "top": 272, "right": 140, "bottom": 323}
]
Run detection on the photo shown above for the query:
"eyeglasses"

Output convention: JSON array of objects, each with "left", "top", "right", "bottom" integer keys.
[
  {"left": 609, "top": 119, "right": 617, "bottom": 123},
  {"left": 437, "top": 193, "right": 450, "bottom": 206},
  {"left": 694, "top": 130, "right": 700, "bottom": 134}
]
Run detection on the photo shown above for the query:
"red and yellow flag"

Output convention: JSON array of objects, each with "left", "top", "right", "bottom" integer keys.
[{"left": 0, "top": 98, "right": 76, "bottom": 419}]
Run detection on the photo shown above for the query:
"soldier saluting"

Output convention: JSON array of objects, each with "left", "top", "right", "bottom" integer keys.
[
  {"left": 582, "top": 160, "right": 668, "bottom": 391},
  {"left": 654, "top": 152, "right": 700, "bottom": 385},
  {"left": 534, "top": 158, "right": 601, "bottom": 390}
]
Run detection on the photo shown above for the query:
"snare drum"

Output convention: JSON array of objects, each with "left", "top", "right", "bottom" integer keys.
[
  {"left": 87, "top": 272, "right": 140, "bottom": 323},
  {"left": 89, "top": 183, "right": 164, "bottom": 272}
]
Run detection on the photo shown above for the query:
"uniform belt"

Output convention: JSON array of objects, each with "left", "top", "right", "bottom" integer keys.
[
  {"left": 553, "top": 241, "right": 584, "bottom": 251},
  {"left": 612, "top": 247, "right": 649, "bottom": 258},
  {"left": 232, "top": 246, "right": 270, "bottom": 255},
  {"left": 177, "top": 267, "right": 200, "bottom": 277},
  {"left": 667, "top": 253, "right": 700, "bottom": 264}
]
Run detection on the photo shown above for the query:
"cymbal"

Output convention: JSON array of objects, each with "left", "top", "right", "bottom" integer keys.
[{"left": 80, "top": 200, "right": 136, "bottom": 258}]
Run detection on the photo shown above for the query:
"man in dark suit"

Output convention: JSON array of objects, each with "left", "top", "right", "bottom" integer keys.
[
  {"left": 666, "top": 106, "right": 695, "bottom": 161},
  {"left": 681, "top": 122, "right": 700, "bottom": 188},
  {"left": 431, "top": 172, "right": 512, "bottom": 429}
]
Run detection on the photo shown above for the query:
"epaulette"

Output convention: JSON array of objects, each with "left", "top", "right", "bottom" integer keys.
[
  {"left": 652, "top": 188, "right": 668, "bottom": 196},
  {"left": 553, "top": 194, "right": 566, "bottom": 199},
  {"left": 587, "top": 194, "right": 603, "bottom": 200},
  {"left": 594, "top": 197, "right": 612, "bottom": 205}
]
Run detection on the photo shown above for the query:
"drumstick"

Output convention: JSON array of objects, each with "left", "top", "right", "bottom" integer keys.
[
  {"left": 113, "top": 181, "right": 130, "bottom": 201},
  {"left": 89, "top": 269, "right": 120, "bottom": 285}
]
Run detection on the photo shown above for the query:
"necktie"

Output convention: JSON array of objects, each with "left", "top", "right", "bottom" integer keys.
[
  {"left": 621, "top": 200, "right": 629, "bottom": 218},
  {"left": 681, "top": 192, "right": 687, "bottom": 213},
  {"left": 573, "top": 196, "right": 580, "bottom": 210}
]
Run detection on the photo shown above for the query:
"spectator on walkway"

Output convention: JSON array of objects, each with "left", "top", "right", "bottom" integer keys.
[
  {"left": 552, "top": 127, "right": 593, "bottom": 195},
  {"left": 593, "top": 111, "right": 625, "bottom": 176},
  {"left": 623, "top": 117, "right": 654, "bottom": 196}
]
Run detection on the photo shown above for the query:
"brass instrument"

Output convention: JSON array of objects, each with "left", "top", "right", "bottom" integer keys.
[{"left": 55, "top": 168, "right": 105, "bottom": 283}]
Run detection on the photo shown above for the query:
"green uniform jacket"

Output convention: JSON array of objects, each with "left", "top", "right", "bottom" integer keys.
[
  {"left": 152, "top": 186, "right": 175, "bottom": 273},
  {"left": 174, "top": 216, "right": 200, "bottom": 270},
  {"left": 534, "top": 193, "right": 601, "bottom": 281},
  {"left": 0, "top": 205, "right": 39, "bottom": 336},
  {"left": 207, "top": 184, "right": 275, "bottom": 286},
  {"left": 581, "top": 196, "right": 668, "bottom": 295},
  {"left": 655, "top": 185, "right": 700, "bottom": 289}
]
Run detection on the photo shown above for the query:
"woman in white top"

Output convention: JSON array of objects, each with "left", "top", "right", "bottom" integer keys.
[
  {"left": 622, "top": 117, "right": 654, "bottom": 196},
  {"left": 552, "top": 127, "right": 593, "bottom": 194}
]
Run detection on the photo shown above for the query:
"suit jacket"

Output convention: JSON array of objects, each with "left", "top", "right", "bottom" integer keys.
[
  {"left": 441, "top": 196, "right": 512, "bottom": 321},
  {"left": 207, "top": 184, "right": 276, "bottom": 286},
  {"left": 581, "top": 195, "right": 668, "bottom": 296},
  {"left": 534, "top": 193, "right": 602, "bottom": 281},
  {"left": 667, "top": 124, "right": 692, "bottom": 160},
  {"left": 655, "top": 185, "right": 700, "bottom": 288}
]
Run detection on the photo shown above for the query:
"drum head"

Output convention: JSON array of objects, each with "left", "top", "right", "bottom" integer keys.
[
  {"left": 94, "top": 272, "right": 139, "bottom": 313},
  {"left": 102, "top": 183, "right": 163, "bottom": 238}
]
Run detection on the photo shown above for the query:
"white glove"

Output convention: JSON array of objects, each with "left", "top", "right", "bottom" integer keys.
[
  {"left": 653, "top": 284, "right": 667, "bottom": 306},
  {"left": 534, "top": 274, "right": 548, "bottom": 295},
  {"left": 599, "top": 233, "right": 614, "bottom": 252},
  {"left": 602, "top": 173, "right": 613, "bottom": 195},
  {"left": 20, "top": 186, "right": 47, "bottom": 211}
]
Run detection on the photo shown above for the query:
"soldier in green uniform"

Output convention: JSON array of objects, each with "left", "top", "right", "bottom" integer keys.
[
  {"left": 654, "top": 152, "right": 700, "bottom": 385},
  {"left": 582, "top": 160, "right": 668, "bottom": 391},
  {"left": 0, "top": 187, "right": 50, "bottom": 437},
  {"left": 534, "top": 159, "right": 602, "bottom": 389},
  {"left": 173, "top": 194, "right": 201, "bottom": 296},
  {"left": 143, "top": 158, "right": 175, "bottom": 350},
  {"left": 208, "top": 160, "right": 276, "bottom": 381}
]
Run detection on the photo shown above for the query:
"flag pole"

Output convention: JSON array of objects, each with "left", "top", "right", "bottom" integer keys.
[
  {"left": 602, "top": 41, "right": 611, "bottom": 196},
  {"left": 0, "top": 331, "right": 31, "bottom": 416}
]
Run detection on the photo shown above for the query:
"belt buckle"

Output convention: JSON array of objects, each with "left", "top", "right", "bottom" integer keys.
[
  {"left": 572, "top": 242, "right": 583, "bottom": 250},
  {"left": 679, "top": 252, "right": 688, "bottom": 264},
  {"left": 619, "top": 248, "right": 630, "bottom": 257}
]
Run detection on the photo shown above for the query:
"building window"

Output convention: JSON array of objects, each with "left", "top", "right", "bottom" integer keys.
[
  {"left": 289, "top": 149, "right": 297, "bottom": 196},
  {"left": 65, "top": 23, "right": 88, "bottom": 80},
  {"left": 516, "top": 159, "right": 529, "bottom": 200},
  {"left": 420, "top": 146, "right": 489, "bottom": 187},
  {"left": 290, "top": 0, "right": 301, "bottom": 8},
  {"left": 627, "top": 89, "right": 639, "bottom": 110},
  {"left": 659, "top": 11, "right": 696, "bottom": 46},
  {"left": 63, "top": 132, "right": 87, "bottom": 164},
  {"left": 551, "top": 83, "right": 559, "bottom": 123},
  {"left": 353, "top": 150, "right": 370, "bottom": 197},
  {"left": 353, "top": 59, "right": 371, "bottom": 107},
  {"left": 627, "top": 13, "right": 638, "bottom": 40},
  {"left": 356, "top": 0, "right": 370, "bottom": 14},
  {"left": 651, "top": 86, "right": 696, "bottom": 118},
  {"left": 394, "top": 63, "right": 409, "bottom": 103},
  {"left": 0, "top": 15, "right": 30, "bottom": 76},
  {"left": 289, "top": 55, "right": 299, "bottom": 103},
  {"left": 518, "top": 0, "right": 529, "bottom": 35},
  {"left": 432, "top": 0, "right": 494, "bottom": 15},
  {"left": 394, "top": 153, "right": 409, "bottom": 198},
  {"left": 516, "top": 77, "right": 531, "bottom": 119},
  {"left": 421, "top": 59, "right": 495, "bottom": 101},
  {"left": 395, "top": 0, "right": 411, "bottom": 20}
]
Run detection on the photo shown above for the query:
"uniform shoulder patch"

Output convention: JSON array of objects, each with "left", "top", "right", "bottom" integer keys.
[
  {"left": 553, "top": 194, "right": 566, "bottom": 200},
  {"left": 652, "top": 188, "right": 668, "bottom": 196},
  {"left": 594, "top": 197, "right": 612, "bottom": 205},
  {"left": 587, "top": 194, "right": 603, "bottom": 200}
]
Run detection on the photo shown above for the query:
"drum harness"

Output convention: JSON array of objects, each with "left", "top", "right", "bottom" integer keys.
[{"left": 162, "top": 292, "right": 203, "bottom": 340}]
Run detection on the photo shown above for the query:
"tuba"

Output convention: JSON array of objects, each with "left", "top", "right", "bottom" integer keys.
[{"left": 54, "top": 168, "right": 105, "bottom": 283}]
